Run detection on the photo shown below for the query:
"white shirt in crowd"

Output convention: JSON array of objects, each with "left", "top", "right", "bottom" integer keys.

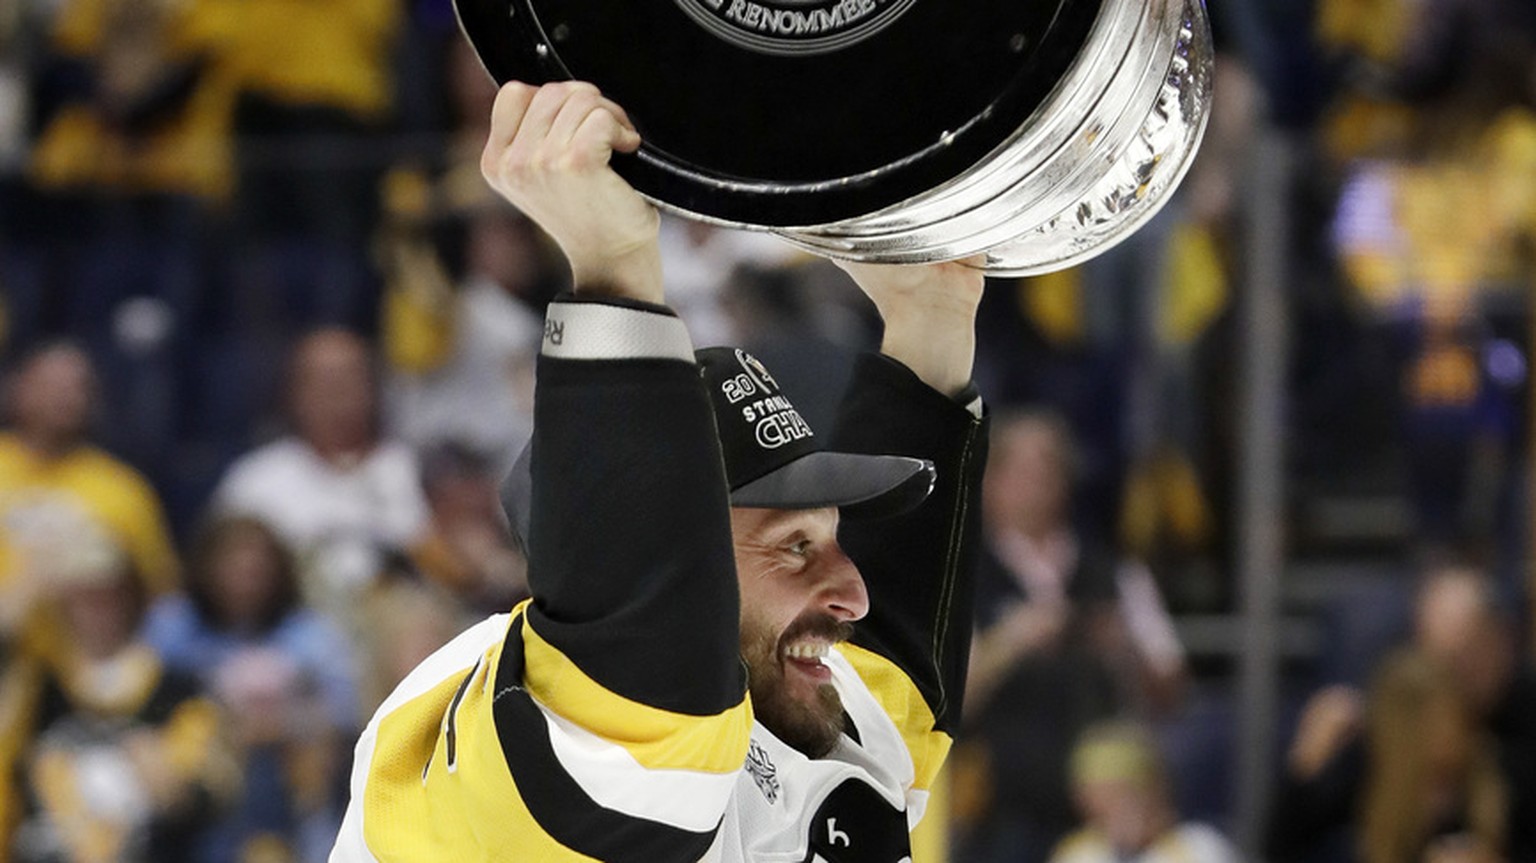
[{"left": 214, "top": 437, "right": 429, "bottom": 594}]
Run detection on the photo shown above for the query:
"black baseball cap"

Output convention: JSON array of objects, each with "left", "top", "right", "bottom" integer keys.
[{"left": 501, "top": 347, "right": 935, "bottom": 545}]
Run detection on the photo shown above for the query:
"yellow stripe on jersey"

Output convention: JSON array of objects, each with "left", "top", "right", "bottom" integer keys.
[
  {"left": 520, "top": 615, "right": 752, "bottom": 775},
  {"left": 839, "top": 643, "right": 952, "bottom": 793},
  {"left": 353, "top": 609, "right": 751, "bottom": 860},
  {"left": 361, "top": 639, "right": 600, "bottom": 861}
]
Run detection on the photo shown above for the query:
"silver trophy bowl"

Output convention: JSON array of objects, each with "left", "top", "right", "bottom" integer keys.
[{"left": 761, "top": 0, "right": 1216, "bottom": 274}]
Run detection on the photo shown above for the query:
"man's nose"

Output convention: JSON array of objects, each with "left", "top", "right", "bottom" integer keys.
[{"left": 821, "top": 547, "right": 869, "bottom": 622}]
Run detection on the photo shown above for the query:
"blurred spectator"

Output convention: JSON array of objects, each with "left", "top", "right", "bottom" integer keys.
[
  {"left": 0, "top": 343, "right": 178, "bottom": 663},
  {"left": 1315, "top": 0, "right": 1536, "bottom": 162},
  {"left": 144, "top": 515, "right": 359, "bottom": 863},
  {"left": 212, "top": 329, "right": 428, "bottom": 624},
  {"left": 955, "top": 412, "right": 1186, "bottom": 863},
  {"left": 28, "top": 0, "right": 234, "bottom": 200},
  {"left": 1328, "top": 119, "right": 1534, "bottom": 553},
  {"left": 375, "top": 34, "right": 544, "bottom": 463},
  {"left": 1049, "top": 721, "right": 1240, "bottom": 863},
  {"left": 5, "top": 522, "right": 235, "bottom": 863},
  {"left": 1317, "top": 0, "right": 1536, "bottom": 559},
  {"left": 1414, "top": 567, "right": 1536, "bottom": 860},
  {"left": 381, "top": 201, "right": 561, "bottom": 465},
  {"left": 407, "top": 442, "right": 526, "bottom": 616},
  {"left": 1359, "top": 652, "right": 1506, "bottom": 863},
  {"left": 223, "top": 0, "right": 401, "bottom": 330},
  {"left": 1269, "top": 565, "right": 1534, "bottom": 862}
]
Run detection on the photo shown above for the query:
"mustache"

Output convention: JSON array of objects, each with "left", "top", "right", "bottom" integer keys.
[{"left": 776, "top": 612, "right": 854, "bottom": 655}]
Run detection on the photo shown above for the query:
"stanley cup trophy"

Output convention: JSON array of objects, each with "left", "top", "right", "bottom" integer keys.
[{"left": 453, "top": 0, "right": 1214, "bottom": 275}]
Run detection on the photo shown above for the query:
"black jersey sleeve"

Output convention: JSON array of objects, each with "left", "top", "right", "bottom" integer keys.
[
  {"left": 830, "top": 353, "right": 989, "bottom": 741},
  {"left": 510, "top": 295, "right": 746, "bottom": 716}
]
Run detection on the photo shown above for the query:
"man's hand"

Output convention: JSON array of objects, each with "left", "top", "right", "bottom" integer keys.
[
  {"left": 1287, "top": 685, "right": 1364, "bottom": 780},
  {"left": 481, "top": 81, "right": 663, "bottom": 304},
  {"left": 835, "top": 258, "right": 985, "bottom": 399}
]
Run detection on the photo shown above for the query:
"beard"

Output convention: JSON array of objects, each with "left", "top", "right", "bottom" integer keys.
[{"left": 740, "top": 610, "right": 854, "bottom": 759}]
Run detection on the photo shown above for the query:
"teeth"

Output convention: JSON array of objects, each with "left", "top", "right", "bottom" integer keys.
[{"left": 784, "top": 642, "right": 829, "bottom": 661}]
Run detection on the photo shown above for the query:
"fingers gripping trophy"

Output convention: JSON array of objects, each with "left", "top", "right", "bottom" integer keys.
[{"left": 329, "top": 2, "right": 1213, "bottom": 862}]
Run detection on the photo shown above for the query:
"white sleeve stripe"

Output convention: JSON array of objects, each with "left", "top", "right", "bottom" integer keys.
[
  {"left": 541, "top": 302, "right": 694, "bottom": 362},
  {"left": 537, "top": 700, "right": 740, "bottom": 832}
]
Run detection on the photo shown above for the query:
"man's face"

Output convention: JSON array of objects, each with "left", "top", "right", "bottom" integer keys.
[
  {"left": 1414, "top": 569, "right": 1514, "bottom": 712},
  {"left": 290, "top": 331, "right": 376, "bottom": 454},
  {"left": 60, "top": 572, "right": 139, "bottom": 660},
  {"left": 1074, "top": 778, "right": 1166, "bottom": 855},
  {"left": 984, "top": 421, "right": 1069, "bottom": 535},
  {"left": 14, "top": 347, "right": 95, "bottom": 447},
  {"left": 731, "top": 506, "right": 868, "bottom": 758}
]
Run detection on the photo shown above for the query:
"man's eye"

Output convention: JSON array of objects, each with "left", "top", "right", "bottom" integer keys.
[{"left": 788, "top": 540, "right": 812, "bottom": 557}]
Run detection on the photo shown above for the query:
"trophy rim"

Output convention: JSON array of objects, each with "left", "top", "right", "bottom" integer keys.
[{"left": 453, "top": 0, "right": 1106, "bottom": 225}]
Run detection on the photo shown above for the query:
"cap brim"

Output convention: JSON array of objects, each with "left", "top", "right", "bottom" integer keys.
[
  {"left": 501, "top": 446, "right": 937, "bottom": 552},
  {"left": 729, "top": 451, "right": 936, "bottom": 520}
]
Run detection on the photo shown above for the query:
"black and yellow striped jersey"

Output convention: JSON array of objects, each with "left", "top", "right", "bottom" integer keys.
[{"left": 331, "top": 297, "right": 988, "bottom": 862}]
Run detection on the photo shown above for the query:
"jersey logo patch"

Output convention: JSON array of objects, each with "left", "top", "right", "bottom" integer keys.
[{"left": 745, "top": 739, "right": 780, "bottom": 804}]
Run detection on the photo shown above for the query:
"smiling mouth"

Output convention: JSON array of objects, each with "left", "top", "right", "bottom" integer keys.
[
  {"left": 770, "top": 613, "right": 854, "bottom": 687},
  {"left": 784, "top": 640, "right": 830, "bottom": 661},
  {"left": 781, "top": 639, "right": 835, "bottom": 682}
]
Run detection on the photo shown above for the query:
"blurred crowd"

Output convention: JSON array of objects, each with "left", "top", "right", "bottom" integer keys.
[{"left": 0, "top": 0, "right": 1532, "bottom": 861}]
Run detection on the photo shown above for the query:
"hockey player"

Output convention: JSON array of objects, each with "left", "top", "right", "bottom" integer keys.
[{"left": 331, "top": 80, "right": 989, "bottom": 862}]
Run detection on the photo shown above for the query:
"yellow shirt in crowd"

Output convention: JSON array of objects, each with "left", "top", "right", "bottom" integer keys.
[
  {"left": 29, "top": 0, "right": 402, "bottom": 200},
  {"left": 28, "top": 0, "right": 240, "bottom": 199},
  {"left": 0, "top": 433, "right": 178, "bottom": 598},
  {"left": 216, "top": 0, "right": 399, "bottom": 121}
]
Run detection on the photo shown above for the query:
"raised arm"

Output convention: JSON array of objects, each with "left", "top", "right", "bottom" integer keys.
[
  {"left": 828, "top": 259, "right": 989, "bottom": 788},
  {"left": 481, "top": 82, "right": 748, "bottom": 858}
]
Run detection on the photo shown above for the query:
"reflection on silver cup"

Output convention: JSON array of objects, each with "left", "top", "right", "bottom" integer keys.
[{"left": 772, "top": 0, "right": 1214, "bottom": 275}]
